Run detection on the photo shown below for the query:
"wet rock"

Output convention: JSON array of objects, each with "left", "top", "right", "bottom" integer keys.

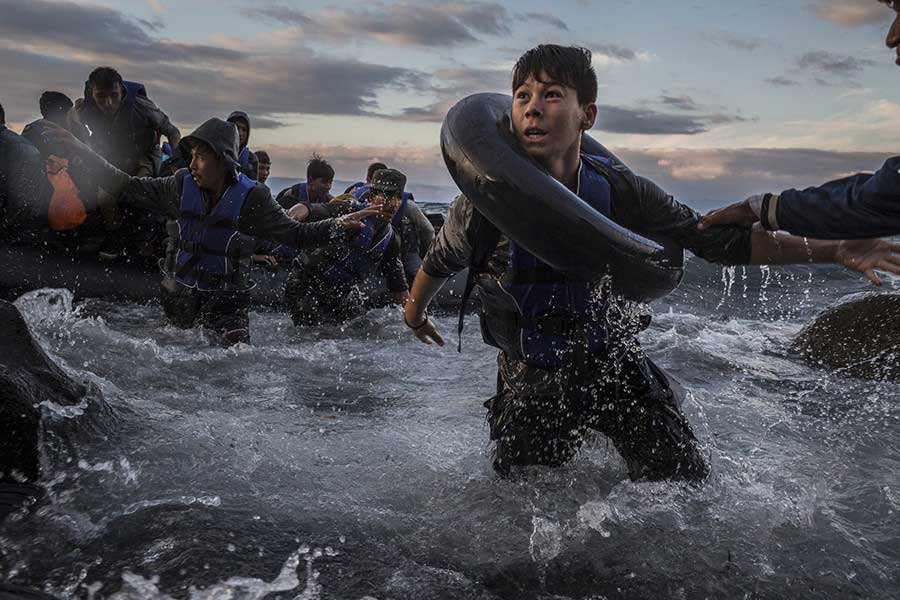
[
  {"left": 0, "top": 299, "right": 85, "bottom": 518},
  {"left": 791, "top": 291, "right": 900, "bottom": 381}
]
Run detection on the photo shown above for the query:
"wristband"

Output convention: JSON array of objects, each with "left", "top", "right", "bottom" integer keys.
[
  {"left": 760, "top": 193, "right": 773, "bottom": 230},
  {"left": 404, "top": 312, "right": 429, "bottom": 331}
]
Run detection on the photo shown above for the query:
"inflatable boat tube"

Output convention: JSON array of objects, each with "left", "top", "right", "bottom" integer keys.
[
  {"left": 440, "top": 93, "right": 683, "bottom": 302},
  {"left": 0, "top": 244, "right": 467, "bottom": 308}
]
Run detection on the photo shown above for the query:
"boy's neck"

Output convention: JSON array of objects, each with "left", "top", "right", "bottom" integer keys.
[{"left": 539, "top": 139, "right": 581, "bottom": 194}]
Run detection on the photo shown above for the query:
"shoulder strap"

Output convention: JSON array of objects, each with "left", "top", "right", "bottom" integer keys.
[{"left": 456, "top": 209, "right": 502, "bottom": 352}]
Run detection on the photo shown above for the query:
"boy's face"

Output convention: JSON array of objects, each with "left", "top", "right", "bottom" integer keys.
[
  {"left": 91, "top": 84, "right": 123, "bottom": 116},
  {"left": 233, "top": 120, "right": 249, "bottom": 148},
  {"left": 308, "top": 177, "right": 333, "bottom": 200},
  {"left": 257, "top": 161, "right": 271, "bottom": 184},
  {"left": 370, "top": 190, "right": 402, "bottom": 222},
  {"left": 511, "top": 73, "right": 596, "bottom": 163},
  {"left": 189, "top": 144, "right": 225, "bottom": 191}
]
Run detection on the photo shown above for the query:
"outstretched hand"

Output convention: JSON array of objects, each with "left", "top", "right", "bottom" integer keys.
[
  {"left": 404, "top": 310, "right": 445, "bottom": 346},
  {"left": 835, "top": 238, "right": 900, "bottom": 285},
  {"left": 335, "top": 207, "right": 380, "bottom": 231},
  {"left": 697, "top": 196, "right": 760, "bottom": 231}
]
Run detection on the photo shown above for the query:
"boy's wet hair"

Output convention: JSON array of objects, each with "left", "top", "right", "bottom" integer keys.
[
  {"left": 307, "top": 154, "right": 334, "bottom": 181},
  {"left": 255, "top": 150, "right": 271, "bottom": 165},
  {"left": 367, "top": 161, "right": 387, "bottom": 180},
  {"left": 512, "top": 45, "right": 598, "bottom": 105},
  {"left": 186, "top": 138, "right": 215, "bottom": 157},
  {"left": 88, "top": 66, "right": 124, "bottom": 91}
]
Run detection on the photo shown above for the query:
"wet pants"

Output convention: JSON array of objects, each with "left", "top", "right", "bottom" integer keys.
[
  {"left": 485, "top": 343, "right": 709, "bottom": 482},
  {"left": 284, "top": 268, "right": 365, "bottom": 326},
  {"left": 160, "top": 284, "right": 251, "bottom": 345}
]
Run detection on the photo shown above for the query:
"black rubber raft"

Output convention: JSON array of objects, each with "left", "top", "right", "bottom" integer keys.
[
  {"left": 440, "top": 93, "right": 684, "bottom": 302},
  {"left": 0, "top": 245, "right": 468, "bottom": 307}
]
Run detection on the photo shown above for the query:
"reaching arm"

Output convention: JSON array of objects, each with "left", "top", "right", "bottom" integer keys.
[
  {"left": 697, "top": 156, "right": 900, "bottom": 239},
  {"left": 624, "top": 171, "right": 900, "bottom": 283}
]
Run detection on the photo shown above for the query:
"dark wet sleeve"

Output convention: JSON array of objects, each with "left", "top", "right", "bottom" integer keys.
[
  {"left": 406, "top": 200, "right": 435, "bottom": 256},
  {"left": 421, "top": 194, "right": 473, "bottom": 278},
  {"left": 67, "top": 144, "right": 180, "bottom": 216},
  {"left": 307, "top": 201, "right": 354, "bottom": 222},
  {"left": 774, "top": 156, "right": 900, "bottom": 239},
  {"left": 3, "top": 141, "right": 54, "bottom": 227},
  {"left": 618, "top": 174, "right": 753, "bottom": 266},
  {"left": 379, "top": 234, "right": 408, "bottom": 292},
  {"left": 237, "top": 186, "right": 336, "bottom": 248},
  {"left": 137, "top": 96, "right": 180, "bottom": 141}
]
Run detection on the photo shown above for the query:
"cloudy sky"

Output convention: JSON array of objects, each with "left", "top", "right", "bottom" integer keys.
[{"left": 1, "top": 0, "right": 897, "bottom": 207}]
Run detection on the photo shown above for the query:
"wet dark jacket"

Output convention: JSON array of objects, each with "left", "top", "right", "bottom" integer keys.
[
  {"left": 76, "top": 118, "right": 336, "bottom": 249},
  {"left": 226, "top": 111, "right": 258, "bottom": 181},
  {"left": 770, "top": 155, "right": 900, "bottom": 239},
  {"left": 0, "top": 125, "right": 54, "bottom": 239},
  {"left": 423, "top": 163, "right": 753, "bottom": 279},
  {"left": 77, "top": 81, "right": 180, "bottom": 176},
  {"left": 306, "top": 201, "right": 407, "bottom": 292}
]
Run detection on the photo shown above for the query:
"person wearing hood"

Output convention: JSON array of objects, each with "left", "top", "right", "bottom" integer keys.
[
  {"left": 282, "top": 169, "right": 410, "bottom": 326},
  {"left": 43, "top": 118, "right": 375, "bottom": 345},
  {"left": 226, "top": 111, "right": 259, "bottom": 181}
]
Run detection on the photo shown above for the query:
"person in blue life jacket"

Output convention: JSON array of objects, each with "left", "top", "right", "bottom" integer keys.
[
  {"left": 71, "top": 67, "right": 182, "bottom": 256},
  {"left": 343, "top": 161, "right": 387, "bottom": 195},
  {"left": 351, "top": 165, "right": 435, "bottom": 287},
  {"left": 41, "top": 118, "right": 376, "bottom": 345},
  {"left": 698, "top": 1, "right": 900, "bottom": 248},
  {"left": 226, "top": 111, "right": 259, "bottom": 181},
  {"left": 403, "top": 44, "right": 900, "bottom": 480},
  {"left": 282, "top": 168, "right": 411, "bottom": 326},
  {"left": 275, "top": 155, "right": 334, "bottom": 209},
  {"left": 255, "top": 150, "right": 271, "bottom": 187}
]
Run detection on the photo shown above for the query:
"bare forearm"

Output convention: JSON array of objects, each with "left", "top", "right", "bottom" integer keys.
[
  {"left": 749, "top": 227, "right": 837, "bottom": 265},
  {"left": 405, "top": 268, "right": 448, "bottom": 321}
]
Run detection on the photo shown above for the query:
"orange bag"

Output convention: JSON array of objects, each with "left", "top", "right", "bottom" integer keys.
[{"left": 45, "top": 154, "right": 87, "bottom": 231}]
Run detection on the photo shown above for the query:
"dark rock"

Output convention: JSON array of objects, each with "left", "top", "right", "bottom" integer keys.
[
  {"left": 0, "top": 299, "right": 85, "bottom": 518},
  {"left": 791, "top": 291, "right": 900, "bottom": 381}
]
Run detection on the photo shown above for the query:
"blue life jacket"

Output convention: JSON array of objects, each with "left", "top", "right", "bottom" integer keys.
[
  {"left": 320, "top": 210, "right": 394, "bottom": 286},
  {"left": 478, "top": 155, "right": 613, "bottom": 369},
  {"left": 291, "top": 182, "right": 332, "bottom": 204},
  {"left": 174, "top": 172, "right": 255, "bottom": 291},
  {"left": 237, "top": 147, "right": 256, "bottom": 181}
]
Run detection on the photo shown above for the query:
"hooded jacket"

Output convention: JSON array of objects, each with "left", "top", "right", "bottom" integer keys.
[
  {"left": 71, "top": 117, "right": 336, "bottom": 254},
  {"left": 77, "top": 80, "right": 180, "bottom": 176},
  {"left": 226, "top": 111, "right": 259, "bottom": 181}
]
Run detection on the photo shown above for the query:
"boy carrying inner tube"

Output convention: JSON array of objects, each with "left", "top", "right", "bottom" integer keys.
[{"left": 403, "top": 44, "right": 900, "bottom": 480}]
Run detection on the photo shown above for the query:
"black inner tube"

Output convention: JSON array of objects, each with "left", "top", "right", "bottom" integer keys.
[{"left": 440, "top": 93, "right": 684, "bottom": 303}]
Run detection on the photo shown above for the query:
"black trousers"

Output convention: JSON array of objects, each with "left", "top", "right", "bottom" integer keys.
[
  {"left": 485, "top": 340, "right": 709, "bottom": 482},
  {"left": 284, "top": 268, "right": 365, "bottom": 326},
  {"left": 160, "top": 283, "right": 251, "bottom": 345}
]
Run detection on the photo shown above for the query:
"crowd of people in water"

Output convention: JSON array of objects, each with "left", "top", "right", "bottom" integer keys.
[{"left": 1, "top": 0, "right": 899, "bottom": 481}]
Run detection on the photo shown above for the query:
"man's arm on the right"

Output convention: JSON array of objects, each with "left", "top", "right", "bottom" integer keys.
[{"left": 773, "top": 156, "right": 900, "bottom": 239}]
